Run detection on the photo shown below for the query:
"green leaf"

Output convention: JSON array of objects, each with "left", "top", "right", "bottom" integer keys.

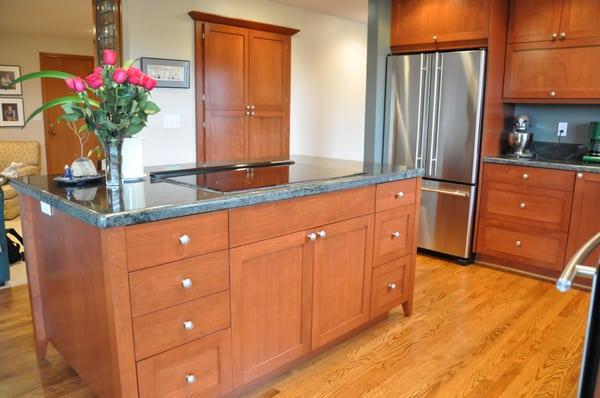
[
  {"left": 123, "top": 58, "right": 136, "bottom": 69},
  {"left": 126, "top": 122, "right": 145, "bottom": 136},
  {"left": 144, "top": 101, "right": 160, "bottom": 114},
  {"left": 12, "top": 70, "right": 75, "bottom": 85},
  {"left": 60, "top": 113, "right": 81, "bottom": 122},
  {"left": 22, "top": 95, "right": 85, "bottom": 126},
  {"left": 78, "top": 124, "right": 88, "bottom": 133}
]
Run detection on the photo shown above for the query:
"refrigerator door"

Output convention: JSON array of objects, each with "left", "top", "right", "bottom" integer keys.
[
  {"left": 426, "top": 50, "right": 486, "bottom": 184},
  {"left": 419, "top": 179, "right": 476, "bottom": 259},
  {"left": 383, "top": 53, "right": 431, "bottom": 170}
]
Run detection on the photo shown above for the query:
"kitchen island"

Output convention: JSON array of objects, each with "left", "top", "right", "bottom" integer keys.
[{"left": 11, "top": 156, "right": 422, "bottom": 398}]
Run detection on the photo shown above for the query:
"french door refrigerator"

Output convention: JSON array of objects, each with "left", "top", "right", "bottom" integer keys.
[{"left": 383, "top": 49, "right": 486, "bottom": 261}]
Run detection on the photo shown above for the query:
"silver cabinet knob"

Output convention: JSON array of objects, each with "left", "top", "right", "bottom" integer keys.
[
  {"left": 522, "top": 173, "right": 529, "bottom": 180},
  {"left": 245, "top": 105, "right": 251, "bottom": 110},
  {"left": 519, "top": 202, "right": 526, "bottom": 209},
  {"left": 250, "top": 105, "right": 255, "bottom": 110},
  {"left": 183, "top": 320, "right": 194, "bottom": 331},
  {"left": 185, "top": 374, "right": 197, "bottom": 384},
  {"left": 317, "top": 230, "right": 327, "bottom": 239},
  {"left": 516, "top": 240, "right": 522, "bottom": 247},
  {"left": 395, "top": 192, "right": 404, "bottom": 198},
  {"left": 432, "top": 35, "right": 438, "bottom": 41},
  {"left": 549, "top": 91, "right": 556, "bottom": 97},
  {"left": 551, "top": 32, "right": 558, "bottom": 40},
  {"left": 250, "top": 111, "right": 255, "bottom": 116},
  {"left": 391, "top": 231, "right": 401, "bottom": 239},
  {"left": 388, "top": 282, "right": 397, "bottom": 290},
  {"left": 181, "top": 278, "right": 193, "bottom": 289},
  {"left": 179, "top": 234, "right": 191, "bottom": 246},
  {"left": 244, "top": 111, "right": 251, "bottom": 116},
  {"left": 559, "top": 32, "right": 566, "bottom": 40},
  {"left": 307, "top": 232, "right": 317, "bottom": 241},
  {"left": 577, "top": 172, "right": 583, "bottom": 179}
]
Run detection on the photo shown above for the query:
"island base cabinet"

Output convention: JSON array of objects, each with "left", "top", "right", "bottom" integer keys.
[
  {"left": 230, "top": 231, "right": 313, "bottom": 387},
  {"left": 370, "top": 256, "right": 412, "bottom": 319}
]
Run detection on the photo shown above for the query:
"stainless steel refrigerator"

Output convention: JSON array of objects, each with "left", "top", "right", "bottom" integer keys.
[{"left": 383, "top": 49, "right": 486, "bottom": 261}]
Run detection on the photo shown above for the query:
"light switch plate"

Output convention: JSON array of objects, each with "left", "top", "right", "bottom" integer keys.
[
  {"left": 557, "top": 121, "right": 568, "bottom": 137},
  {"left": 40, "top": 201, "right": 53, "bottom": 216},
  {"left": 163, "top": 114, "right": 181, "bottom": 129}
]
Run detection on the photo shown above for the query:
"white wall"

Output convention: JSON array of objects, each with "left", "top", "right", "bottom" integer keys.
[
  {"left": 0, "top": 34, "right": 94, "bottom": 174},
  {"left": 121, "top": 0, "right": 367, "bottom": 165}
]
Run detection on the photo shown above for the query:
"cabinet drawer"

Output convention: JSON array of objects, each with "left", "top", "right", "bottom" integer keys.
[
  {"left": 484, "top": 163, "right": 575, "bottom": 191},
  {"left": 229, "top": 186, "right": 375, "bottom": 246},
  {"left": 477, "top": 218, "right": 568, "bottom": 271},
  {"left": 370, "top": 256, "right": 411, "bottom": 319},
  {"left": 126, "top": 211, "right": 228, "bottom": 271},
  {"left": 373, "top": 206, "right": 414, "bottom": 266},
  {"left": 133, "top": 291, "right": 230, "bottom": 360},
  {"left": 137, "top": 328, "right": 233, "bottom": 398},
  {"left": 480, "top": 182, "right": 573, "bottom": 231},
  {"left": 376, "top": 179, "right": 417, "bottom": 212},
  {"left": 130, "top": 251, "right": 229, "bottom": 317}
]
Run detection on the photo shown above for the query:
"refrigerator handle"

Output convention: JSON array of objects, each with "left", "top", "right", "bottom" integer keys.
[
  {"left": 415, "top": 54, "right": 427, "bottom": 170},
  {"left": 429, "top": 53, "right": 443, "bottom": 176}
]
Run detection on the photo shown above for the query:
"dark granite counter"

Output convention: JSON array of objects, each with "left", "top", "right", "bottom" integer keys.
[
  {"left": 483, "top": 156, "right": 600, "bottom": 174},
  {"left": 11, "top": 155, "right": 423, "bottom": 228}
]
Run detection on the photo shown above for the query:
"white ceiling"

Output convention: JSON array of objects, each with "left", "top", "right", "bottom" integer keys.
[
  {"left": 0, "top": 0, "right": 94, "bottom": 39},
  {"left": 271, "top": 0, "right": 368, "bottom": 23}
]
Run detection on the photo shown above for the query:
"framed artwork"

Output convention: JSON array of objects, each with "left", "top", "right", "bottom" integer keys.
[
  {"left": 141, "top": 58, "right": 190, "bottom": 88},
  {"left": 0, "top": 65, "right": 22, "bottom": 95},
  {"left": 0, "top": 98, "right": 24, "bottom": 127}
]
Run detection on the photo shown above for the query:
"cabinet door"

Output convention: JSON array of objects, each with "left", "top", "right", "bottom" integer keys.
[
  {"left": 205, "top": 110, "right": 246, "bottom": 161},
  {"left": 560, "top": 0, "right": 600, "bottom": 41},
  {"left": 391, "top": 0, "right": 439, "bottom": 47},
  {"left": 436, "top": 0, "right": 490, "bottom": 43},
  {"left": 312, "top": 215, "right": 374, "bottom": 349},
  {"left": 507, "top": 0, "right": 563, "bottom": 43},
  {"left": 230, "top": 231, "right": 313, "bottom": 387},
  {"left": 566, "top": 173, "right": 600, "bottom": 266},
  {"left": 204, "top": 23, "right": 248, "bottom": 111},
  {"left": 248, "top": 111, "right": 289, "bottom": 158}
]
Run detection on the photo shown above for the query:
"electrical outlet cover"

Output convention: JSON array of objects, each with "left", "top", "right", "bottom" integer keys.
[{"left": 557, "top": 121, "right": 568, "bottom": 137}]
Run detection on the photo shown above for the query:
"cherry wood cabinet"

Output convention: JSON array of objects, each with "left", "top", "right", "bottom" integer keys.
[
  {"left": 390, "top": 0, "right": 491, "bottom": 51},
  {"left": 191, "top": 13, "right": 297, "bottom": 162},
  {"left": 566, "top": 173, "right": 600, "bottom": 266}
]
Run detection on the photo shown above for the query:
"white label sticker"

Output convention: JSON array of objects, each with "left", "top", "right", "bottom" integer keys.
[{"left": 40, "top": 201, "right": 53, "bottom": 216}]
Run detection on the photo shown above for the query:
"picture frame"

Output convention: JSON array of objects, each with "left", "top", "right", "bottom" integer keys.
[
  {"left": 0, "top": 65, "right": 22, "bottom": 95},
  {"left": 140, "top": 57, "right": 190, "bottom": 89},
  {"left": 0, "top": 98, "right": 25, "bottom": 127}
]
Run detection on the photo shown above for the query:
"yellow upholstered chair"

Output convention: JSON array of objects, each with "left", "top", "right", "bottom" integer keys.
[{"left": 0, "top": 141, "right": 41, "bottom": 219}]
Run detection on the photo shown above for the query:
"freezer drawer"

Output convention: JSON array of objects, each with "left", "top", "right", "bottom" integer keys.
[{"left": 418, "top": 180, "right": 476, "bottom": 259}]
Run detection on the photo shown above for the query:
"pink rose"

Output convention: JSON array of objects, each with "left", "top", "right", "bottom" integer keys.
[
  {"left": 65, "top": 77, "right": 86, "bottom": 93},
  {"left": 84, "top": 68, "right": 103, "bottom": 89},
  {"left": 143, "top": 76, "right": 157, "bottom": 90},
  {"left": 127, "top": 67, "right": 143, "bottom": 85},
  {"left": 113, "top": 67, "right": 127, "bottom": 84},
  {"left": 103, "top": 49, "right": 117, "bottom": 65}
]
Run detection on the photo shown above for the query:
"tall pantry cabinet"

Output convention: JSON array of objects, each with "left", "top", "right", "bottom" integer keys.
[{"left": 189, "top": 12, "right": 299, "bottom": 162}]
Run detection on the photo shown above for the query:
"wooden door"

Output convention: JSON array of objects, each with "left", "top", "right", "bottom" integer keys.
[
  {"left": 560, "top": 0, "right": 600, "bottom": 41},
  {"left": 248, "top": 112, "right": 288, "bottom": 158},
  {"left": 391, "top": 0, "right": 439, "bottom": 47},
  {"left": 230, "top": 231, "right": 313, "bottom": 387},
  {"left": 566, "top": 173, "right": 600, "bottom": 266},
  {"left": 204, "top": 110, "right": 246, "bottom": 161},
  {"left": 435, "top": 0, "right": 490, "bottom": 43},
  {"left": 507, "top": 0, "right": 563, "bottom": 43},
  {"left": 312, "top": 215, "right": 374, "bottom": 349},
  {"left": 40, "top": 53, "right": 97, "bottom": 175}
]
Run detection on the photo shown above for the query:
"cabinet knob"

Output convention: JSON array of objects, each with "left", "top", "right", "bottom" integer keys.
[
  {"left": 181, "top": 278, "right": 193, "bottom": 289},
  {"left": 185, "top": 374, "right": 197, "bottom": 384},
  {"left": 250, "top": 105, "right": 255, "bottom": 110},
  {"left": 395, "top": 191, "right": 404, "bottom": 198},
  {"left": 245, "top": 111, "right": 251, "bottom": 116},
  {"left": 559, "top": 32, "right": 566, "bottom": 40},
  {"left": 388, "top": 282, "right": 397, "bottom": 290},
  {"left": 391, "top": 231, "right": 401, "bottom": 239},
  {"left": 522, "top": 173, "right": 529, "bottom": 180},
  {"left": 551, "top": 32, "right": 558, "bottom": 40},
  {"left": 307, "top": 232, "right": 317, "bottom": 241},
  {"left": 317, "top": 230, "right": 327, "bottom": 239},
  {"left": 250, "top": 111, "right": 255, "bottom": 116},
  {"left": 549, "top": 91, "right": 556, "bottom": 97},
  {"left": 432, "top": 35, "right": 438, "bottom": 41},
  {"left": 179, "top": 234, "right": 191, "bottom": 246},
  {"left": 577, "top": 172, "right": 583, "bottom": 179},
  {"left": 516, "top": 240, "right": 522, "bottom": 247},
  {"left": 245, "top": 105, "right": 251, "bottom": 110},
  {"left": 519, "top": 202, "right": 526, "bottom": 209},
  {"left": 183, "top": 320, "right": 195, "bottom": 331}
]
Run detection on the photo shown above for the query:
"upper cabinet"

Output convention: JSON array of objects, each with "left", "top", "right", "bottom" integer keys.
[
  {"left": 504, "top": 0, "right": 600, "bottom": 102},
  {"left": 390, "top": 0, "right": 491, "bottom": 51}
]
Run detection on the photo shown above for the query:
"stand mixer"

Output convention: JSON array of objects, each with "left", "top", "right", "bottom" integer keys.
[
  {"left": 507, "top": 114, "right": 534, "bottom": 158},
  {"left": 582, "top": 121, "right": 600, "bottom": 163}
]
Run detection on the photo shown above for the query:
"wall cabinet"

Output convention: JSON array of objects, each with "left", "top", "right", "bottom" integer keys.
[
  {"left": 390, "top": 0, "right": 490, "bottom": 51},
  {"left": 566, "top": 173, "right": 600, "bottom": 266}
]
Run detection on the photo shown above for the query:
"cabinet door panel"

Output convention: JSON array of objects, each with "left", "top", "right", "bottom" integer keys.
[
  {"left": 436, "top": 0, "right": 490, "bottom": 42},
  {"left": 204, "top": 23, "right": 247, "bottom": 111},
  {"left": 312, "top": 216, "right": 374, "bottom": 348},
  {"left": 504, "top": 43, "right": 560, "bottom": 99},
  {"left": 248, "top": 30, "right": 290, "bottom": 112},
  {"left": 566, "top": 173, "right": 600, "bottom": 266},
  {"left": 507, "top": 0, "right": 563, "bottom": 43},
  {"left": 205, "top": 111, "right": 246, "bottom": 161},
  {"left": 248, "top": 112, "right": 288, "bottom": 158},
  {"left": 391, "top": 0, "right": 439, "bottom": 47},
  {"left": 560, "top": 0, "right": 600, "bottom": 41},
  {"left": 230, "top": 232, "right": 313, "bottom": 387}
]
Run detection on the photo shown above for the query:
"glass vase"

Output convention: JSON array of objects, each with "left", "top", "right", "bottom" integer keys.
[{"left": 101, "top": 137, "right": 124, "bottom": 187}]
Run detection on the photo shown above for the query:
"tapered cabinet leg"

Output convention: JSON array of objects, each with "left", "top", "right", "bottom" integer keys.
[{"left": 402, "top": 300, "right": 412, "bottom": 317}]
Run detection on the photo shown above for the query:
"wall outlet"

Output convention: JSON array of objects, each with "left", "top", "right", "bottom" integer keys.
[
  {"left": 163, "top": 114, "right": 181, "bottom": 129},
  {"left": 557, "top": 121, "right": 568, "bottom": 137}
]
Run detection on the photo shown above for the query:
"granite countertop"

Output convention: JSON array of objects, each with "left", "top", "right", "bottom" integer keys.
[
  {"left": 11, "top": 155, "right": 423, "bottom": 228},
  {"left": 483, "top": 156, "right": 600, "bottom": 174}
]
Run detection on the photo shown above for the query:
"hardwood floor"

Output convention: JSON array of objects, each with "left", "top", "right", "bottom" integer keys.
[{"left": 0, "top": 255, "right": 588, "bottom": 397}]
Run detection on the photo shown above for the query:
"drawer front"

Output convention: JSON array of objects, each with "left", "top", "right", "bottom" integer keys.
[
  {"left": 480, "top": 182, "right": 573, "bottom": 231},
  {"left": 373, "top": 206, "right": 414, "bottom": 266},
  {"left": 130, "top": 250, "right": 229, "bottom": 317},
  {"left": 229, "top": 186, "right": 375, "bottom": 247},
  {"left": 477, "top": 218, "right": 568, "bottom": 271},
  {"left": 484, "top": 163, "right": 574, "bottom": 191},
  {"left": 137, "top": 329, "right": 233, "bottom": 398},
  {"left": 126, "top": 211, "right": 228, "bottom": 271},
  {"left": 133, "top": 291, "right": 230, "bottom": 360},
  {"left": 375, "top": 179, "right": 417, "bottom": 212},
  {"left": 370, "top": 256, "right": 411, "bottom": 319}
]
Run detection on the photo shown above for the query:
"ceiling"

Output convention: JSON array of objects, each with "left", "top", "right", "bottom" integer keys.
[
  {"left": 0, "top": 0, "right": 94, "bottom": 39},
  {"left": 271, "top": 0, "right": 368, "bottom": 23}
]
